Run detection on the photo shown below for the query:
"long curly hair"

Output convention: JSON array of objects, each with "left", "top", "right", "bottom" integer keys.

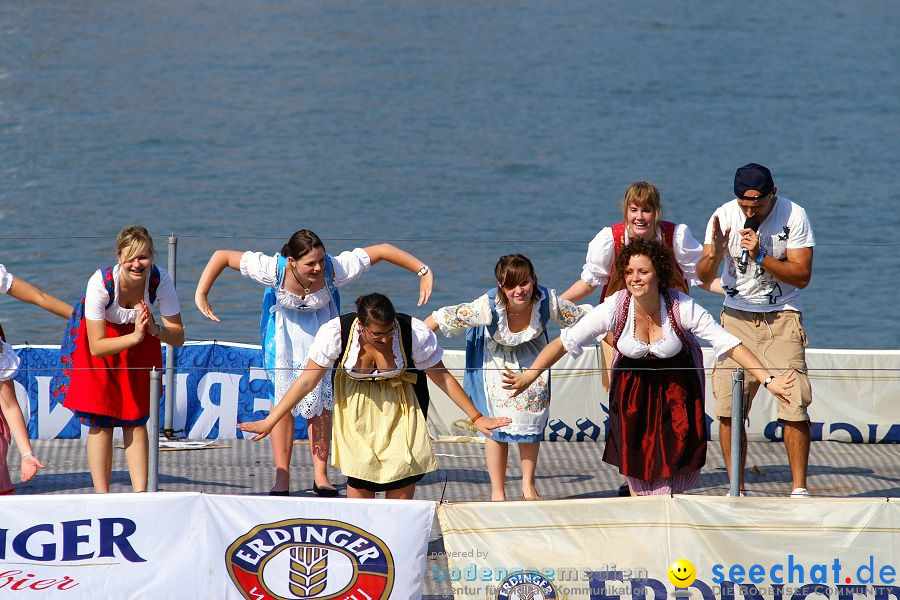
[{"left": 614, "top": 237, "right": 676, "bottom": 293}]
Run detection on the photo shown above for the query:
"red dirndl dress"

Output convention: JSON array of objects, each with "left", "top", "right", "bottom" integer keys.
[
  {"left": 0, "top": 323, "right": 15, "bottom": 494},
  {"left": 63, "top": 320, "right": 161, "bottom": 428},
  {"left": 602, "top": 290, "right": 707, "bottom": 493}
]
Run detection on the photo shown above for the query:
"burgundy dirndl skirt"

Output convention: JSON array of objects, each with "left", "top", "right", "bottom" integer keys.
[{"left": 603, "top": 350, "right": 707, "bottom": 483}]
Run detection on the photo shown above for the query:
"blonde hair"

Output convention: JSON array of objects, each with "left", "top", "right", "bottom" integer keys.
[
  {"left": 116, "top": 225, "right": 155, "bottom": 263},
  {"left": 622, "top": 181, "right": 662, "bottom": 229}
]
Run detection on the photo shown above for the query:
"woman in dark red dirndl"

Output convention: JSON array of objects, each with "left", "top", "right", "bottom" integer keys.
[
  {"left": 504, "top": 238, "right": 795, "bottom": 495},
  {"left": 62, "top": 226, "right": 184, "bottom": 493}
]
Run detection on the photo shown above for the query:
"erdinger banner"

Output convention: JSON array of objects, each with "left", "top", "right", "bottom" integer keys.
[
  {"left": 11, "top": 343, "right": 900, "bottom": 442},
  {"left": 0, "top": 493, "right": 206, "bottom": 597},
  {"left": 437, "top": 496, "right": 900, "bottom": 600},
  {"left": 208, "top": 495, "right": 434, "bottom": 599},
  {"left": 0, "top": 493, "right": 434, "bottom": 598}
]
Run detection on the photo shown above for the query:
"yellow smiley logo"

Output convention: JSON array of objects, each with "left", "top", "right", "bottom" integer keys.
[{"left": 668, "top": 558, "right": 696, "bottom": 588}]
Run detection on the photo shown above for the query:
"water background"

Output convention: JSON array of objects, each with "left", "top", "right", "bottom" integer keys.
[{"left": 2, "top": 1, "right": 898, "bottom": 349}]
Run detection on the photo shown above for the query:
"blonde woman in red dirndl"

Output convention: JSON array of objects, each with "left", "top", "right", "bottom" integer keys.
[{"left": 62, "top": 227, "right": 184, "bottom": 493}]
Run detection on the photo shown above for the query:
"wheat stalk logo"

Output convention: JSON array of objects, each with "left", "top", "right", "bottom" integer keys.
[
  {"left": 288, "top": 546, "right": 328, "bottom": 597},
  {"left": 514, "top": 584, "right": 540, "bottom": 600}
]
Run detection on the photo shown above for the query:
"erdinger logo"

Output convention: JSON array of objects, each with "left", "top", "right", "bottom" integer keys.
[
  {"left": 497, "top": 570, "right": 558, "bottom": 600},
  {"left": 225, "top": 519, "right": 394, "bottom": 600}
]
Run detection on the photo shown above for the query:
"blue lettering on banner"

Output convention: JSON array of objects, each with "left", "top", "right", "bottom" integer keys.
[{"left": 0, "top": 518, "right": 146, "bottom": 563}]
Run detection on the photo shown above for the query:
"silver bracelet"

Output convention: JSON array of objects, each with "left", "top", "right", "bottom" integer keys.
[{"left": 21, "top": 451, "right": 33, "bottom": 459}]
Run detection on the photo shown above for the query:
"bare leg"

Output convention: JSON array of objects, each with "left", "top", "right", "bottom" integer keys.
[
  {"left": 122, "top": 425, "right": 148, "bottom": 492},
  {"left": 783, "top": 420, "right": 810, "bottom": 490},
  {"left": 268, "top": 412, "right": 294, "bottom": 492},
  {"left": 484, "top": 438, "right": 509, "bottom": 501},
  {"left": 386, "top": 483, "right": 416, "bottom": 500},
  {"left": 518, "top": 442, "right": 542, "bottom": 500},
  {"left": 308, "top": 411, "right": 334, "bottom": 490},
  {"left": 346, "top": 485, "right": 376, "bottom": 499},
  {"left": 718, "top": 417, "right": 746, "bottom": 491},
  {"left": 86, "top": 426, "right": 114, "bottom": 493}
]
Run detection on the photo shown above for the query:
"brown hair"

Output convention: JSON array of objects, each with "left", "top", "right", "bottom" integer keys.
[
  {"left": 355, "top": 293, "right": 396, "bottom": 326},
  {"left": 116, "top": 226, "right": 155, "bottom": 263},
  {"left": 494, "top": 254, "right": 540, "bottom": 308},
  {"left": 622, "top": 181, "right": 662, "bottom": 230},
  {"left": 281, "top": 229, "right": 325, "bottom": 260},
  {"left": 614, "top": 237, "right": 676, "bottom": 293}
]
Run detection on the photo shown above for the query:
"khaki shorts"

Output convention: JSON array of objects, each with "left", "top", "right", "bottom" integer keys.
[{"left": 712, "top": 308, "right": 812, "bottom": 422}]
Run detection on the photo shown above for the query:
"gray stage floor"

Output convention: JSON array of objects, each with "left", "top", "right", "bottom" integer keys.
[{"left": 10, "top": 438, "right": 899, "bottom": 599}]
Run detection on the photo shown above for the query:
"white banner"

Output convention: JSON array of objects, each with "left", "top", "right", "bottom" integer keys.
[
  {"left": 428, "top": 348, "right": 900, "bottom": 443},
  {"left": 437, "top": 496, "right": 900, "bottom": 600},
  {"left": 0, "top": 493, "right": 434, "bottom": 599}
]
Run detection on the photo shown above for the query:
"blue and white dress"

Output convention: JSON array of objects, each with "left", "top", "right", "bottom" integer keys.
[
  {"left": 241, "top": 249, "right": 371, "bottom": 418},
  {"left": 431, "top": 286, "right": 587, "bottom": 442}
]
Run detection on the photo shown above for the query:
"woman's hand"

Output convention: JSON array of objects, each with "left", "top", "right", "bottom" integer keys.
[
  {"left": 501, "top": 366, "right": 538, "bottom": 397},
  {"left": 473, "top": 415, "right": 512, "bottom": 437},
  {"left": 20, "top": 454, "right": 45, "bottom": 482},
  {"left": 417, "top": 269, "right": 433, "bottom": 306},
  {"left": 766, "top": 370, "right": 797, "bottom": 403},
  {"left": 195, "top": 292, "right": 221, "bottom": 322},
  {"left": 133, "top": 302, "right": 151, "bottom": 343},
  {"left": 237, "top": 417, "right": 276, "bottom": 442}
]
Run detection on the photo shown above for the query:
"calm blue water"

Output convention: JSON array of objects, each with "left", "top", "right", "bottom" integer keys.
[{"left": 2, "top": 1, "right": 898, "bottom": 349}]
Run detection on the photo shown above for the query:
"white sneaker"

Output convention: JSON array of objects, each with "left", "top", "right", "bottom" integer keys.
[
  {"left": 790, "top": 487, "right": 810, "bottom": 498},
  {"left": 725, "top": 491, "right": 747, "bottom": 497}
]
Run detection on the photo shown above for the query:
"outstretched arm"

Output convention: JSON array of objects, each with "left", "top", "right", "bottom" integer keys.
[
  {"left": 362, "top": 244, "right": 433, "bottom": 306},
  {"left": 423, "top": 315, "right": 439, "bottom": 332},
  {"left": 194, "top": 250, "right": 244, "bottom": 321},
  {"left": 425, "top": 361, "right": 511, "bottom": 436},
  {"left": 501, "top": 337, "right": 567, "bottom": 396},
  {"left": 0, "top": 381, "right": 44, "bottom": 482},
  {"left": 237, "top": 359, "right": 329, "bottom": 440},
  {"left": 6, "top": 278, "right": 72, "bottom": 319},
  {"left": 560, "top": 280, "right": 597, "bottom": 303},
  {"left": 725, "top": 344, "right": 796, "bottom": 401}
]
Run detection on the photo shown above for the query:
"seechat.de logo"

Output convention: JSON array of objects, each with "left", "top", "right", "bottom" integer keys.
[
  {"left": 497, "top": 570, "right": 558, "bottom": 600},
  {"left": 225, "top": 518, "right": 394, "bottom": 600}
]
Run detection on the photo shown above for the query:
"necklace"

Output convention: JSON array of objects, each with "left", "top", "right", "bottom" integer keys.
[
  {"left": 290, "top": 266, "right": 311, "bottom": 295},
  {"left": 634, "top": 304, "right": 660, "bottom": 324}
]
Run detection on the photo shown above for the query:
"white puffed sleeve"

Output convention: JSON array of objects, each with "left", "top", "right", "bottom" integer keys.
[
  {"left": 677, "top": 293, "right": 741, "bottom": 359},
  {"left": 331, "top": 248, "right": 372, "bottom": 287},
  {"left": 410, "top": 317, "right": 444, "bottom": 369},
  {"left": 155, "top": 268, "right": 180, "bottom": 317},
  {"left": 0, "top": 264, "right": 13, "bottom": 295},
  {"left": 0, "top": 340, "right": 21, "bottom": 381},
  {"left": 239, "top": 252, "right": 279, "bottom": 287},
  {"left": 580, "top": 228, "right": 615, "bottom": 287},
  {"left": 548, "top": 289, "right": 590, "bottom": 328},
  {"left": 673, "top": 223, "right": 704, "bottom": 287},
  {"left": 560, "top": 293, "right": 617, "bottom": 358},
  {"left": 83, "top": 269, "right": 111, "bottom": 321},
  {"left": 430, "top": 294, "right": 492, "bottom": 337},
  {"left": 306, "top": 318, "right": 344, "bottom": 368}
]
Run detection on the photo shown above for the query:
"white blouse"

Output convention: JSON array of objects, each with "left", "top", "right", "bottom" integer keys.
[
  {"left": 0, "top": 264, "right": 13, "bottom": 295},
  {"left": 84, "top": 265, "right": 180, "bottom": 324},
  {"left": 240, "top": 248, "right": 371, "bottom": 311},
  {"left": 308, "top": 316, "right": 443, "bottom": 377},
  {"left": 561, "top": 290, "right": 741, "bottom": 360},
  {"left": 579, "top": 224, "right": 703, "bottom": 289}
]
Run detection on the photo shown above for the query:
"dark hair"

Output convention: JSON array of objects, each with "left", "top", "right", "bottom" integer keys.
[
  {"left": 494, "top": 254, "right": 540, "bottom": 308},
  {"left": 355, "top": 293, "right": 396, "bottom": 326},
  {"left": 280, "top": 229, "right": 325, "bottom": 260},
  {"left": 614, "top": 238, "right": 676, "bottom": 293}
]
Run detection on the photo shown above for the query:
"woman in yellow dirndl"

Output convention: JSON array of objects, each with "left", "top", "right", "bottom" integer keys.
[{"left": 239, "top": 293, "right": 510, "bottom": 499}]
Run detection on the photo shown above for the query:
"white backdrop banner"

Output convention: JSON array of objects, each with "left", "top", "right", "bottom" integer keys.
[
  {"left": 0, "top": 493, "right": 434, "bottom": 599},
  {"left": 436, "top": 496, "right": 900, "bottom": 600}
]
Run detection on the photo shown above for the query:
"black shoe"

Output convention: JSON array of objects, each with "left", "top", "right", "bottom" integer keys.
[
  {"left": 313, "top": 483, "right": 339, "bottom": 497},
  {"left": 268, "top": 489, "right": 290, "bottom": 497},
  {"left": 616, "top": 483, "right": 631, "bottom": 497}
]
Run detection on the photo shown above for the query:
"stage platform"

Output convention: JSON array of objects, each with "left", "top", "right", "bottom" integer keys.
[{"left": 9, "top": 438, "right": 899, "bottom": 599}]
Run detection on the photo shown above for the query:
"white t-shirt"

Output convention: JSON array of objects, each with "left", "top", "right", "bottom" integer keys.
[
  {"left": 580, "top": 223, "right": 703, "bottom": 289},
  {"left": 704, "top": 196, "right": 815, "bottom": 312},
  {"left": 561, "top": 290, "right": 742, "bottom": 361},
  {"left": 308, "top": 316, "right": 443, "bottom": 376},
  {"left": 84, "top": 265, "right": 180, "bottom": 324}
]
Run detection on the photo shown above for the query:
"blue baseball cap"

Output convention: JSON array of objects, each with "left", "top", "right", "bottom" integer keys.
[{"left": 734, "top": 163, "right": 775, "bottom": 198}]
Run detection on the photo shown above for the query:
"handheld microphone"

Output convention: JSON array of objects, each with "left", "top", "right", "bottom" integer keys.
[{"left": 738, "top": 216, "right": 761, "bottom": 274}]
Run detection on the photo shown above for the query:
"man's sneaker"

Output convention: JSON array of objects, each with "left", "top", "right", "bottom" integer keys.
[{"left": 790, "top": 487, "right": 810, "bottom": 498}]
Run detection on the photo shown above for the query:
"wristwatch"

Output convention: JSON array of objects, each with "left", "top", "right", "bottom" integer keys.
[
  {"left": 416, "top": 265, "right": 430, "bottom": 277},
  {"left": 763, "top": 375, "right": 775, "bottom": 389}
]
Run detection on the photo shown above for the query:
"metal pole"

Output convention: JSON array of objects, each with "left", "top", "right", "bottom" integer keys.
[
  {"left": 729, "top": 369, "right": 745, "bottom": 497},
  {"left": 164, "top": 234, "right": 177, "bottom": 438},
  {"left": 148, "top": 367, "right": 161, "bottom": 492}
]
